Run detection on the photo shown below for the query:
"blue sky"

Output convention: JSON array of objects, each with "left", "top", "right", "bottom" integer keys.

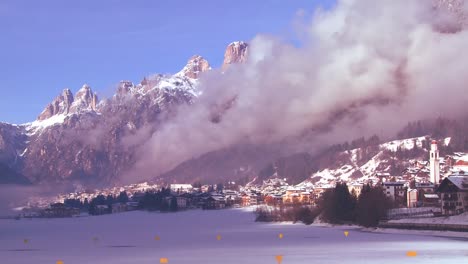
[{"left": 0, "top": 0, "right": 334, "bottom": 124}]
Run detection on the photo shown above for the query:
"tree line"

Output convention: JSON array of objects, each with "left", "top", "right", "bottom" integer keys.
[
  {"left": 255, "top": 182, "right": 392, "bottom": 227},
  {"left": 63, "top": 191, "right": 130, "bottom": 215},
  {"left": 318, "top": 182, "right": 392, "bottom": 227}
]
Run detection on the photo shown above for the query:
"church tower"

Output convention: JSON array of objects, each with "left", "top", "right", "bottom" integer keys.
[{"left": 429, "top": 140, "right": 440, "bottom": 184}]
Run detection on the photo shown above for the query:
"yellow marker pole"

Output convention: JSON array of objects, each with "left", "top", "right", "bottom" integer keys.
[
  {"left": 344, "top": 231, "right": 349, "bottom": 237},
  {"left": 160, "top": 257, "right": 169, "bottom": 263},
  {"left": 406, "top": 251, "right": 417, "bottom": 257},
  {"left": 216, "top": 235, "right": 221, "bottom": 241},
  {"left": 275, "top": 255, "right": 283, "bottom": 264},
  {"left": 155, "top": 235, "right": 160, "bottom": 241},
  {"left": 278, "top": 233, "right": 284, "bottom": 239},
  {"left": 56, "top": 260, "right": 64, "bottom": 264},
  {"left": 23, "top": 239, "right": 29, "bottom": 244}
]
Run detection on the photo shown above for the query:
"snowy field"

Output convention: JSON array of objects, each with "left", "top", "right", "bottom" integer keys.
[
  {"left": 1, "top": 208, "right": 467, "bottom": 264},
  {"left": 388, "top": 212, "right": 468, "bottom": 225}
]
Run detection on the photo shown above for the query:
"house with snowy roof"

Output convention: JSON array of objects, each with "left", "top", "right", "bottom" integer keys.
[
  {"left": 436, "top": 173, "right": 468, "bottom": 215},
  {"left": 170, "top": 184, "right": 193, "bottom": 193}
]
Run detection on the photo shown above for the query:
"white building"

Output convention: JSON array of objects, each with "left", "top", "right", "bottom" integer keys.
[
  {"left": 382, "top": 182, "right": 405, "bottom": 203},
  {"left": 407, "top": 189, "right": 418, "bottom": 208},
  {"left": 430, "top": 140, "right": 440, "bottom": 184},
  {"left": 170, "top": 184, "right": 193, "bottom": 193}
]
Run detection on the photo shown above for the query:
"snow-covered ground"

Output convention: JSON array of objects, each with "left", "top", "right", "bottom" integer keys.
[
  {"left": 0, "top": 209, "right": 467, "bottom": 264},
  {"left": 388, "top": 212, "right": 468, "bottom": 225}
]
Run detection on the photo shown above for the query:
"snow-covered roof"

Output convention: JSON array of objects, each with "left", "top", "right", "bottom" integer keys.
[
  {"left": 424, "top": 194, "right": 439, "bottom": 199},
  {"left": 446, "top": 175, "right": 468, "bottom": 191},
  {"left": 382, "top": 182, "right": 405, "bottom": 186}
]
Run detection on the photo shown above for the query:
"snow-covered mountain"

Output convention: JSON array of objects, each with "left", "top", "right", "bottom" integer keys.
[
  {"left": 0, "top": 41, "right": 263, "bottom": 186},
  {"left": 0, "top": 0, "right": 467, "bottom": 187}
]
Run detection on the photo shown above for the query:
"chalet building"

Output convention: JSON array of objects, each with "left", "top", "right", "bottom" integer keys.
[
  {"left": 241, "top": 193, "right": 259, "bottom": 206},
  {"left": 176, "top": 196, "right": 188, "bottom": 209},
  {"left": 414, "top": 182, "right": 437, "bottom": 206},
  {"left": 241, "top": 194, "right": 250, "bottom": 206},
  {"left": 422, "top": 193, "right": 440, "bottom": 207},
  {"left": 95, "top": 205, "right": 110, "bottom": 215},
  {"left": 375, "top": 172, "right": 391, "bottom": 182},
  {"left": 282, "top": 193, "right": 300, "bottom": 204},
  {"left": 445, "top": 155, "right": 455, "bottom": 167},
  {"left": 193, "top": 192, "right": 210, "bottom": 208},
  {"left": 263, "top": 194, "right": 283, "bottom": 206},
  {"left": 312, "top": 185, "right": 334, "bottom": 200},
  {"left": 225, "top": 195, "right": 242, "bottom": 207},
  {"left": 111, "top": 203, "right": 127, "bottom": 213},
  {"left": 41, "top": 203, "right": 80, "bottom": 218},
  {"left": 300, "top": 192, "right": 311, "bottom": 204},
  {"left": 283, "top": 187, "right": 305, "bottom": 204},
  {"left": 436, "top": 174, "right": 468, "bottom": 215},
  {"left": 202, "top": 195, "right": 226, "bottom": 210},
  {"left": 249, "top": 194, "right": 258, "bottom": 205},
  {"left": 415, "top": 182, "right": 435, "bottom": 194},
  {"left": 382, "top": 182, "right": 406, "bottom": 205},
  {"left": 126, "top": 202, "right": 139, "bottom": 211}
]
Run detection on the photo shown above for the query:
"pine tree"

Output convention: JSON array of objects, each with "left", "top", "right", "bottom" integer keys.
[
  {"left": 117, "top": 191, "right": 129, "bottom": 203},
  {"left": 170, "top": 196, "right": 178, "bottom": 212},
  {"left": 355, "top": 185, "right": 391, "bottom": 227}
]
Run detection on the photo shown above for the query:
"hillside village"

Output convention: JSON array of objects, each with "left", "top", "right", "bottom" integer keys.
[{"left": 17, "top": 136, "right": 468, "bottom": 221}]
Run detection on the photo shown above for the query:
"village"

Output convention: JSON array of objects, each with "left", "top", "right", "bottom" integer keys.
[{"left": 17, "top": 140, "right": 468, "bottom": 221}]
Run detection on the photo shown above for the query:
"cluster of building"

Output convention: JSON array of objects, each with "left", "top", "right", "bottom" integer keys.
[
  {"left": 17, "top": 140, "right": 468, "bottom": 219},
  {"left": 242, "top": 140, "right": 468, "bottom": 217},
  {"left": 380, "top": 140, "right": 468, "bottom": 216}
]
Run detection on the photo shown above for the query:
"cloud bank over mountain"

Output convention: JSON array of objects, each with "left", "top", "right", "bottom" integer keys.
[{"left": 132, "top": 0, "right": 468, "bottom": 179}]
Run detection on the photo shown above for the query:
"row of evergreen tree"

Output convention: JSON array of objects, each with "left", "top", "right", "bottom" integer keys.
[
  {"left": 63, "top": 191, "right": 130, "bottom": 215},
  {"left": 63, "top": 188, "right": 182, "bottom": 215},
  {"left": 137, "top": 188, "right": 178, "bottom": 212},
  {"left": 256, "top": 183, "right": 392, "bottom": 227},
  {"left": 397, "top": 118, "right": 468, "bottom": 152},
  {"left": 318, "top": 182, "right": 392, "bottom": 227}
]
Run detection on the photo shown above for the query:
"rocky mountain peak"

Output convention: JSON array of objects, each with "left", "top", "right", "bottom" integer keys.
[
  {"left": 70, "top": 84, "right": 98, "bottom": 113},
  {"left": 37, "top": 85, "right": 98, "bottom": 121},
  {"left": 37, "top": 88, "right": 74, "bottom": 120},
  {"left": 116, "top": 80, "right": 136, "bottom": 96},
  {"left": 176, "top": 55, "right": 211, "bottom": 79},
  {"left": 222, "top": 41, "right": 249, "bottom": 71}
]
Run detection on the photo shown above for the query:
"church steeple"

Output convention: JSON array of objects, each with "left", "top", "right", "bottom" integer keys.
[{"left": 430, "top": 140, "right": 440, "bottom": 184}]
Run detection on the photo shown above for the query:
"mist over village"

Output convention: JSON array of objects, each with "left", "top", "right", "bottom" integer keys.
[{"left": 1, "top": 0, "right": 468, "bottom": 264}]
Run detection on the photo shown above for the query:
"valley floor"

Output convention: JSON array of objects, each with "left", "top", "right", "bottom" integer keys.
[{"left": 0, "top": 208, "right": 467, "bottom": 264}]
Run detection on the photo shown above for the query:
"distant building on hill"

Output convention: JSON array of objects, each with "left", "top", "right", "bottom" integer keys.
[{"left": 170, "top": 184, "right": 193, "bottom": 193}]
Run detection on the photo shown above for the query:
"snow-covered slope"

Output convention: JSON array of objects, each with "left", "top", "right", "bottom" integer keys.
[
  {"left": 0, "top": 42, "right": 250, "bottom": 185},
  {"left": 305, "top": 136, "right": 452, "bottom": 187}
]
